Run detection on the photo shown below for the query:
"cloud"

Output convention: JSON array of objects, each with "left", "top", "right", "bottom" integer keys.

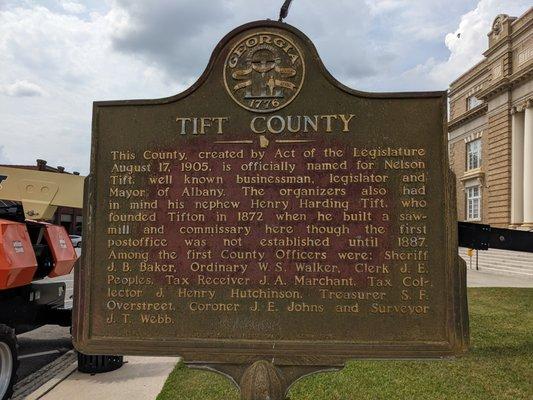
[
  {"left": 0, "top": 4, "right": 171, "bottom": 173},
  {"left": 365, "top": 0, "right": 404, "bottom": 16},
  {"left": 408, "top": 0, "right": 531, "bottom": 88},
  {"left": 60, "top": 1, "right": 86, "bottom": 14},
  {"left": 106, "top": 0, "right": 392, "bottom": 87},
  {"left": 108, "top": 0, "right": 233, "bottom": 81},
  {"left": 0, "top": 80, "right": 45, "bottom": 97},
  {"left": 365, "top": 0, "right": 479, "bottom": 41},
  {"left": 0, "top": 145, "right": 9, "bottom": 164},
  {"left": 0, "top": 0, "right": 531, "bottom": 174}
]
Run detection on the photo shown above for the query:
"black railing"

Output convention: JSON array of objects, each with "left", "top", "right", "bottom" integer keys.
[{"left": 458, "top": 222, "right": 533, "bottom": 253}]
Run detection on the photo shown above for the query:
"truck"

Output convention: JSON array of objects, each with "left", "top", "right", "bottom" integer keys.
[{"left": 0, "top": 166, "right": 121, "bottom": 400}]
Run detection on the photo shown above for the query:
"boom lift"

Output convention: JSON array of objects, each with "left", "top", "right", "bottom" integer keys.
[{"left": 0, "top": 166, "right": 121, "bottom": 400}]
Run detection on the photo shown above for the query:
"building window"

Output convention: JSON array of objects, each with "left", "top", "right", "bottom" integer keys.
[
  {"left": 467, "top": 95, "right": 482, "bottom": 110},
  {"left": 466, "top": 186, "right": 481, "bottom": 221},
  {"left": 466, "top": 139, "right": 481, "bottom": 170}
]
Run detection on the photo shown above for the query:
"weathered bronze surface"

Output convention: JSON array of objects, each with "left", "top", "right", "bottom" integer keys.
[{"left": 74, "top": 20, "right": 469, "bottom": 391}]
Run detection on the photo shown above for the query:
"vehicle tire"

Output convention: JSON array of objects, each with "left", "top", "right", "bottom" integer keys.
[
  {"left": 76, "top": 242, "right": 82, "bottom": 248},
  {"left": 77, "top": 353, "right": 123, "bottom": 374},
  {"left": 0, "top": 325, "right": 17, "bottom": 400}
]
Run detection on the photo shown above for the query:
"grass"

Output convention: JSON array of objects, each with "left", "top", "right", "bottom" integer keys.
[{"left": 157, "top": 288, "right": 533, "bottom": 400}]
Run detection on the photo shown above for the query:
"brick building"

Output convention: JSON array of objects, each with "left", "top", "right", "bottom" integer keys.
[
  {"left": 0, "top": 159, "right": 83, "bottom": 234},
  {"left": 448, "top": 8, "right": 532, "bottom": 229}
]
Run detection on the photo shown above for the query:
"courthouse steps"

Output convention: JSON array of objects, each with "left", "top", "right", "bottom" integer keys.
[{"left": 459, "top": 247, "right": 533, "bottom": 278}]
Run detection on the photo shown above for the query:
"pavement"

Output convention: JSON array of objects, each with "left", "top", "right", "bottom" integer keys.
[
  {"left": 12, "top": 265, "right": 74, "bottom": 393},
  {"left": 13, "top": 245, "right": 180, "bottom": 400},
  {"left": 467, "top": 268, "right": 533, "bottom": 287},
  {"left": 14, "top": 269, "right": 75, "bottom": 382},
  {"left": 19, "top": 261, "right": 532, "bottom": 400},
  {"left": 17, "top": 326, "right": 72, "bottom": 380},
  {"left": 36, "top": 356, "right": 178, "bottom": 400}
]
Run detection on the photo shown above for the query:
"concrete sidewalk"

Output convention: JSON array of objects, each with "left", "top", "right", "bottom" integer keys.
[
  {"left": 38, "top": 356, "right": 178, "bottom": 400},
  {"left": 467, "top": 268, "right": 533, "bottom": 287}
]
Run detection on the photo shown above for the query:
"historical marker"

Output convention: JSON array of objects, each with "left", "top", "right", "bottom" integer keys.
[{"left": 74, "top": 20, "right": 468, "bottom": 397}]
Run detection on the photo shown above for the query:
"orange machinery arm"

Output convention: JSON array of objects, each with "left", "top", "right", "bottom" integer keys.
[
  {"left": 0, "top": 166, "right": 84, "bottom": 289},
  {"left": 0, "top": 166, "right": 84, "bottom": 220}
]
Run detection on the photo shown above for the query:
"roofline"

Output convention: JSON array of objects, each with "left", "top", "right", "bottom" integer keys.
[
  {"left": 448, "top": 7, "right": 532, "bottom": 91},
  {"left": 449, "top": 58, "right": 486, "bottom": 89},
  {"left": 511, "top": 6, "right": 533, "bottom": 26},
  {"left": 448, "top": 57, "right": 487, "bottom": 94}
]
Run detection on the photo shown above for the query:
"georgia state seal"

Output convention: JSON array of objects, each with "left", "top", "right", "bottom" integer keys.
[{"left": 224, "top": 31, "right": 305, "bottom": 113}]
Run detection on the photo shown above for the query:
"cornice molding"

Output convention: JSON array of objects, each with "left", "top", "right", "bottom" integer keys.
[
  {"left": 509, "top": 63, "right": 533, "bottom": 86},
  {"left": 448, "top": 104, "right": 488, "bottom": 131},
  {"left": 477, "top": 63, "right": 533, "bottom": 101},
  {"left": 476, "top": 78, "right": 510, "bottom": 101},
  {"left": 449, "top": 63, "right": 488, "bottom": 97},
  {"left": 483, "top": 36, "right": 511, "bottom": 58},
  {"left": 510, "top": 10, "right": 533, "bottom": 38},
  {"left": 449, "top": 8, "right": 532, "bottom": 97}
]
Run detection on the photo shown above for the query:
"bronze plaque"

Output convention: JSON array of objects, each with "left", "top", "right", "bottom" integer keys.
[{"left": 74, "top": 20, "right": 468, "bottom": 367}]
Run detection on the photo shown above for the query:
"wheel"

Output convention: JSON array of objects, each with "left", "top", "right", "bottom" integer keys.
[
  {"left": 0, "top": 325, "right": 17, "bottom": 400},
  {"left": 76, "top": 242, "right": 82, "bottom": 248}
]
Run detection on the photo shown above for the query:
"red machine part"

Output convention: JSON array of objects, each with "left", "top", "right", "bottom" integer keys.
[
  {"left": 40, "top": 223, "right": 77, "bottom": 278},
  {"left": 0, "top": 219, "right": 38, "bottom": 290}
]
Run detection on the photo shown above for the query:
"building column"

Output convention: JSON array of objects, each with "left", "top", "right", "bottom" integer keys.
[
  {"left": 511, "top": 108, "right": 525, "bottom": 226},
  {"left": 523, "top": 100, "right": 533, "bottom": 229}
]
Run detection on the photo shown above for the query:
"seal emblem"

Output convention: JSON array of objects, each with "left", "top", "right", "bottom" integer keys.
[{"left": 224, "top": 31, "right": 305, "bottom": 113}]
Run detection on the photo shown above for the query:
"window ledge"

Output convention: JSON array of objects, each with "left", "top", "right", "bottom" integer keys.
[{"left": 460, "top": 168, "right": 484, "bottom": 183}]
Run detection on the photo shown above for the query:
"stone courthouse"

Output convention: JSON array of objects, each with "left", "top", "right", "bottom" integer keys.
[{"left": 448, "top": 8, "right": 532, "bottom": 229}]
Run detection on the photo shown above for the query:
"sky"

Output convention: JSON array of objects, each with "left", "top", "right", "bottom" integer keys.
[{"left": 0, "top": 0, "right": 530, "bottom": 174}]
